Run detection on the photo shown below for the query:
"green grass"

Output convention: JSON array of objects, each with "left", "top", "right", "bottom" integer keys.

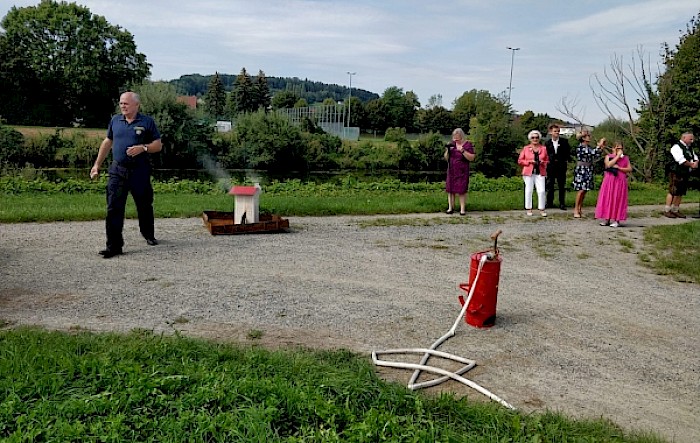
[
  {"left": 0, "top": 328, "right": 665, "bottom": 442},
  {"left": 643, "top": 221, "right": 700, "bottom": 283},
  {"left": 0, "top": 187, "right": 682, "bottom": 223}
]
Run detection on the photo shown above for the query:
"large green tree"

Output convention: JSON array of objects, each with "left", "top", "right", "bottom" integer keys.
[
  {"left": 452, "top": 89, "right": 497, "bottom": 131},
  {"left": 380, "top": 86, "right": 419, "bottom": 131},
  {"left": 659, "top": 11, "right": 700, "bottom": 137},
  {"left": 228, "top": 67, "right": 255, "bottom": 115},
  {"left": 253, "top": 70, "right": 271, "bottom": 111},
  {"left": 415, "top": 106, "right": 455, "bottom": 135},
  {"left": 0, "top": 0, "right": 150, "bottom": 127},
  {"left": 343, "top": 96, "right": 365, "bottom": 128},
  {"left": 466, "top": 91, "right": 520, "bottom": 178},
  {"left": 133, "top": 81, "right": 213, "bottom": 168},
  {"left": 204, "top": 72, "right": 226, "bottom": 120},
  {"left": 271, "top": 90, "right": 299, "bottom": 110},
  {"left": 364, "top": 99, "right": 388, "bottom": 134},
  {"left": 591, "top": 11, "right": 700, "bottom": 183}
]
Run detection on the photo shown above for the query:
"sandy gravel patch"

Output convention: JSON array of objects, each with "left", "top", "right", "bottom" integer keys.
[{"left": 1, "top": 205, "right": 698, "bottom": 442}]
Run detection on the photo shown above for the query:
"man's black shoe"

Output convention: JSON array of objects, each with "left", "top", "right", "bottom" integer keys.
[
  {"left": 99, "top": 248, "right": 122, "bottom": 258},
  {"left": 146, "top": 238, "right": 158, "bottom": 246},
  {"left": 559, "top": 205, "right": 566, "bottom": 210}
]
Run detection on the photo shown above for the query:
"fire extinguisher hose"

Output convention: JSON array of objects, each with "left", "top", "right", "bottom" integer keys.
[{"left": 372, "top": 253, "right": 515, "bottom": 410}]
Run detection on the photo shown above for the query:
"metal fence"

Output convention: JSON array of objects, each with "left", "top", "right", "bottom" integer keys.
[{"left": 276, "top": 105, "right": 359, "bottom": 140}]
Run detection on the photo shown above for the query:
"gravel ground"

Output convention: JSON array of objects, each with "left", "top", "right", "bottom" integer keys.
[{"left": 1, "top": 205, "right": 699, "bottom": 442}]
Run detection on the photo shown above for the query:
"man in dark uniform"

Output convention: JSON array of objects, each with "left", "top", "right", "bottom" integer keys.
[
  {"left": 664, "top": 132, "right": 697, "bottom": 218},
  {"left": 90, "top": 91, "right": 162, "bottom": 258},
  {"left": 544, "top": 123, "right": 571, "bottom": 210}
]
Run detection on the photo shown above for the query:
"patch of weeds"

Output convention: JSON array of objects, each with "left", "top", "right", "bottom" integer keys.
[
  {"left": 447, "top": 216, "right": 476, "bottom": 225},
  {"left": 638, "top": 253, "right": 651, "bottom": 263},
  {"left": 576, "top": 252, "right": 591, "bottom": 259},
  {"left": 359, "top": 216, "right": 476, "bottom": 228},
  {"left": 171, "top": 316, "right": 189, "bottom": 325},
  {"left": 526, "top": 233, "right": 566, "bottom": 259},
  {"left": 159, "top": 281, "right": 174, "bottom": 288},
  {"left": 617, "top": 238, "right": 635, "bottom": 253},
  {"left": 0, "top": 319, "right": 15, "bottom": 328},
  {"left": 376, "top": 238, "right": 455, "bottom": 251},
  {"left": 479, "top": 215, "right": 494, "bottom": 224},
  {"left": 68, "top": 325, "right": 86, "bottom": 331},
  {"left": 247, "top": 329, "right": 263, "bottom": 340},
  {"left": 129, "top": 328, "right": 155, "bottom": 337},
  {"left": 358, "top": 217, "right": 431, "bottom": 228}
]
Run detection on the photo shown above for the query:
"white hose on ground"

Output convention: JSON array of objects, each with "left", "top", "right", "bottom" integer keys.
[{"left": 372, "top": 253, "right": 515, "bottom": 410}]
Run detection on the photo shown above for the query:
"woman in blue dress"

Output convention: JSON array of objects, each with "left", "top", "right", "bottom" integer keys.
[{"left": 572, "top": 132, "right": 605, "bottom": 218}]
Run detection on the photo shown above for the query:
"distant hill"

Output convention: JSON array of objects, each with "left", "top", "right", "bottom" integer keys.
[{"left": 169, "top": 73, "right": 380, "bottom": 104}]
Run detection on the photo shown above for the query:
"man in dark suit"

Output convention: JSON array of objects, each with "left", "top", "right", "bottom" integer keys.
[{"left": 545, "top": 123, "right": 571, "bottom": 210}]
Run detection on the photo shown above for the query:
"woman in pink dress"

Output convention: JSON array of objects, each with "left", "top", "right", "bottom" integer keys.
[
  {"left": 444, "top": 128, "right": 476, "bottom": 215},
  {"left": 595, "top": 141, "right": 633, "bottom": 227}
]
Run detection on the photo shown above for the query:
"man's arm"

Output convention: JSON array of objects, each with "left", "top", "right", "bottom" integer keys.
[
  {"left": 146, "top": 139, "right": 162, "bottom": 153},
  {"left": 90, "top": 137, "right": 113, "bottom": 178}
]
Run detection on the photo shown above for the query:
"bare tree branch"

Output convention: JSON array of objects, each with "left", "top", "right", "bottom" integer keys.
[
  {"left": 588, "top": 46, "right": 669, "bottom": 182},
  {"left": 555, "top": 95, "right": 589, "bottom": 128}
]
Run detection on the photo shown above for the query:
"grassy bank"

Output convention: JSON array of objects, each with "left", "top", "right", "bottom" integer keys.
[
  {"left": 0, "top": 174, "right": 683, "bottom": 223},
  {"left": 0, "top": 328, "right": 665, "bottom": 442}
]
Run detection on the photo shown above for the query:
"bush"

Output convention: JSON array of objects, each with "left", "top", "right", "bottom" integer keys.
[
  {"left": 384, "top": 127, "right": 407, "bottom": 142},
  {"left": 0, "top": 125, "right": 25, "bottom": 167},
  {"left": 414, "top": 132, "right": 446, "bottom": 170},
  {"left": 303, "top": 131, "right": 342, "bottom": 170},
  {"left": 337, "top": 140, "right": 398, "bottom": 170},
  {"left": 54, "top": 130, "right": 102, "bottom": 167},
  {"left": 22, "top": 130, "right": 64, "bottom": 167},
  {"left": 222, "top": 111, "right": 307, "bottom": 171}
]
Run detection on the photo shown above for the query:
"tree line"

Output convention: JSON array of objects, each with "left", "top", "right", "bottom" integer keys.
[
  {"left": 171, "top": 73, "right": 380, "bottom": 105},
  {"left": 0, "top": 1, "right": 698, "bottom": 184}
]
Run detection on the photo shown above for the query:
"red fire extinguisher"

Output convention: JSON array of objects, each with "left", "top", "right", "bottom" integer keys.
[{"left": 458, "top": 230, "right": 502, "bottom": 328}]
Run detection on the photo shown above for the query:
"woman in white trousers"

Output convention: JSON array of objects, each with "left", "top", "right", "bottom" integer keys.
[{"left": 517, "top": 130, "right": 550, "bottom": 217}]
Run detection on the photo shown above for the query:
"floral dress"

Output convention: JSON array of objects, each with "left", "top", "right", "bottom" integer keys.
[{"left": 572, "top": 143, "right": 601, "bottom": 191}]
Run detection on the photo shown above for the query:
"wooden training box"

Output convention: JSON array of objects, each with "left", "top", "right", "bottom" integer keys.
[{"left": 202, "top": 211, "right": 290, "bottom": 235}]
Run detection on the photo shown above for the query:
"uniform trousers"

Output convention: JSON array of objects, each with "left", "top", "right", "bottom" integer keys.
[{"left": 106, "top": 162, "right": 154, "bottom": 250}]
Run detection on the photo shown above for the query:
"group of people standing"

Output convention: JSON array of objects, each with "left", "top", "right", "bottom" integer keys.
[
  {"left": 445, "top": 124, "right": 698, "bottom": 227},
  {"left": 91, "top": 93, "right": 695, "bottom": 257},
  {"left": 514, "top": 125, "right": 632, "bottom": 222}
]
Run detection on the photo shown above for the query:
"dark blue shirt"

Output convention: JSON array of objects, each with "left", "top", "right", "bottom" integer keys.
[{"left": 107, "top": 113, "right": 161, "bottom": 163}]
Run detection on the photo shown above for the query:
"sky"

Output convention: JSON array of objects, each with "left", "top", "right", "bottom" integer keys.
[{"left": 2, "top": 0, "right": 698, "bottom": 125}]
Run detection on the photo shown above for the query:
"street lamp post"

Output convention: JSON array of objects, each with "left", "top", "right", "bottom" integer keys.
[
  {"left": 346, "top": 71, "right": 356, "bottom": 128},
  {"left": 506, "top": 47, "right": 520, "bottom": 107}
]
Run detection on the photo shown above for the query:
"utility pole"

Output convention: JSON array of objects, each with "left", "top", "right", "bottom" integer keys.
[
  {"left": 506, "top": 47, "right": 520, "bottom": 107},
  {"left": 346, "top": 71, "right": 356, "bottom": 128}
]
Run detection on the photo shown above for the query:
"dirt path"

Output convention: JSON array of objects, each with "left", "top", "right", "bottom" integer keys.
[{"left": 1, "top": 205, "right": 698, "bottom": 442}]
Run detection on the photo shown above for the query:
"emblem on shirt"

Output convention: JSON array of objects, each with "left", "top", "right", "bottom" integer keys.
[{"left": 134, "top": 126, "right": 145, "bottom": 136}]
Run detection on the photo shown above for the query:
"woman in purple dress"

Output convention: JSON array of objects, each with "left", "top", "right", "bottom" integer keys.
[
  {"left": 444, "top": 128, "right": 476, "bottom": 215},
  {"left": 595, "top": 141, "right": 633, "bottom": 227}
]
